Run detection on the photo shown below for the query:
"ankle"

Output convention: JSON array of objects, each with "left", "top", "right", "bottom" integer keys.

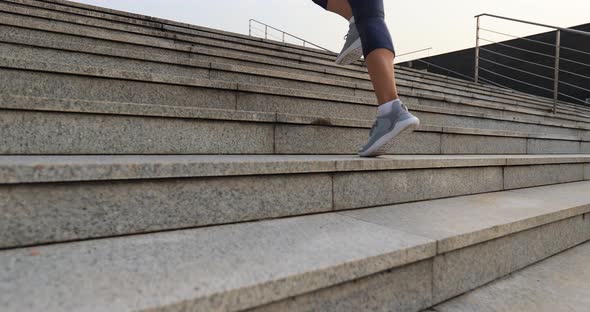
[{"left": 377, "top": 99, "right": 402, "bottom": 116}]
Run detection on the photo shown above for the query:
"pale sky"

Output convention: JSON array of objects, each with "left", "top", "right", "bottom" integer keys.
[{"left": 77, "top": 0, "right": 590, "bottom": 62}]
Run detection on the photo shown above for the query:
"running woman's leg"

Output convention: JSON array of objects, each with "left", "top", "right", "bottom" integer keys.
[
  {"left": 347, "top": 0, "right": 420, "bottom": 157},
  {"left": 312, "top": 0, "right": 362, "bottom": 65}
]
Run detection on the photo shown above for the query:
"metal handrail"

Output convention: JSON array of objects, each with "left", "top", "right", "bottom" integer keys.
[
  {"left": 248, "top": 19, "right": 332, "bottom": 52},
  {"left": 475, "top": 14, "right": 590, "bottom": 37},
  {"left": 396, "top": 47, "right": 433, "bottom": 58},
  {"left": 474, "top": 13, "right": 590, "bottom": 112}
]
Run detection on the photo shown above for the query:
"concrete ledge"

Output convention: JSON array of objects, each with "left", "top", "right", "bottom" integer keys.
[
  {"left": 2, "top": 2, "right": 588, "bottom": 122},
  {"left": 0, "top": 8, "right": 585, "bottom": 122},
  {"left": 0, "top": 0, "right": 580, "bottom": 118},
  {"left": 432, "top": 214, "right": 590, "bottom": 303},
  {"left": 1, "top": 22, "right": 589, "bottom": 124},
  {"left": 1, "top": 55, "right": 588, "bottom": 133},
  {"left": 2, "top": 155, "right": 590, "bottom": 184},
  {"left": 1, "top": 3, "right": 590, "bottom": 122},
  {"left": 1, "top": 155, "right": 589, "bottom": 248},
  {"left": 2, "top": 181, "right": 590, "bottom": 311},
  {"left": 504, "top": 164, "right": 585, "bottom": 189},
  {"left": 252, "top": 260, "right": 433, "bottom": 312},
  {"left": 433, "top": 240, "right": 590, "bottom": 312},
  {"left": 0, "top": 213, "right": 435, "bottom": 312},
  {"left": 1, "top": 94, "right": 587, "bottom": 141}
]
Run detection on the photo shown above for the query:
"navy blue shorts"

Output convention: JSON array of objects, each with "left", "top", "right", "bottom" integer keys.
[{"left": 312, "top": 0, "right": 395, "bottom": 57}]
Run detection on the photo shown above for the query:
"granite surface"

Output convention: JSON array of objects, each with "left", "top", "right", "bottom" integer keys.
[
  {"left": 504, "top": 164, "right": 585, "bottom": 189},
  {"left": 0, "top": 213, "right": 435, "bottom": 312},
  {"left": 333, "top": 166, "right": 504, "bottom": 210},
  {"left": 0, "top": 173, "right": 333, "bottom": 248},
  {"left": 434, "top": 240, "right": 590, "bottom": 312},
  {"left": 251, "top": 260, "right": 433, "bottom": 312}
]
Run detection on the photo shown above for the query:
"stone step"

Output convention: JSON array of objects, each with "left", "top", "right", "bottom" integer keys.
[
  {"left": 24, "top": 0, "right": 589, "bottom": 117},
  {"left": 1, "top": 154, "right": 589, "bottom": 248},
  {"left": 10, "top": 0, "right": 585, "bottom": 116},
  {"left": 3, "top": 0, "right": 586, "bottom": 117},
  {"left": 0, "top": 2, "right": 588, "bottom": 119},
  {"left": 431, "top": 240, "right": 590, "bottom": 312},
  {"left": 2, "top": 57, "right": 589, "bottom": 140},
  {"left": 1, "top": 32, "right": 589, "bottom": 127},
  {"left": 1, "top": 95, "right": 589, "bottom": 155},
  {"left": 2, "top": 181, "right": 589, "bottom": 312}
]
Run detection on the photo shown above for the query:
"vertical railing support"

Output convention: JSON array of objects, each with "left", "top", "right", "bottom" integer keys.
[
  {"left": 248, "top": 20, "right": 252, "bottom": 37},
  {"left": 475, "top": 16, "right": 481, "bottom": 83},
  {"left": 553, "top": 30, "right": 561, "bottom": 114},
  {"left": 264, "top": 25, "right": 268, "bottom": 40}
]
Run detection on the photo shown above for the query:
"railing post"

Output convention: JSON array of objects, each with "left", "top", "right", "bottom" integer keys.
[
  {"left": 282, "top": 32, "right": 285, "bottom": 43},
  {"left": 264, "top": 25, "right": 268, "bottom": 40},
  {"left": 475, "top": 16, "right": 481, "bottom": 83},
  {"left": 248, "top": 20, "right": 251, "bottom": 37},
  {"left": 553, "top": 30, "right": 561, "bottom": 114}
]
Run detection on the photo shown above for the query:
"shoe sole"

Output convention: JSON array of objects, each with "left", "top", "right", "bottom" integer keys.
[
  {"left": 358, "top": 117, "right": 421, "bottom": 157},
  {"left": 335, "top": 38, "right": 362, "bottom": 65}
]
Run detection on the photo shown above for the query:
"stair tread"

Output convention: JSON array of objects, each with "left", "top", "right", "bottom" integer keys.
[
  {"left": 433, "top": 239, "right": 590, "bottom": 311},
  {"left": 1, "top": 6, "right": 590, "bottom": 120},
  {"left": 1, "top": 181, "right": 589, "bottom": 312},
  {"left": 2, "top": 154, "right": 590, "bottom": 184}
]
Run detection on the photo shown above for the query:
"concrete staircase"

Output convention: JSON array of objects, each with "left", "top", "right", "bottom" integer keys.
[{"left": 1, "top": 0, "right": 589, "bottom": 311}]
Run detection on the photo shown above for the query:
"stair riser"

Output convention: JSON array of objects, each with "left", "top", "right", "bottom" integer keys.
[
  {"left": 1, "top": 0, "right": 339, "bottom": 61},
  {"left": 1, "top": 26, "right": 581, "bottom": 122},
  {"left": 1, "top": 12, "right": 588, "bottom": 119},
  {"left": 432, "top": 214, "right": 590, "bottom": 304},
  {"left": 1, "top": 37, "right": 568, "bottom": 124},
  {"left": 0, "top": 23, "right": 367, "bottom": 85},
  {"left": 2, "top": 163, "right": 588, "bottom": 249},
  {"left": 250, "top": 260, "right": 434, "bottom": 312},
  {"left": 0, "top": 38, "right": 553, "bottom": 121},
  {"left": 4, "top": 64, "right": 590, "bottom": 139},
  {"left": 8, "top": 0, "right": 588, "bottom": 117},
  {"left": 251, "top": 214, "right": 590, "bottom": 312},
  {"left": 0, "top": 109, "right": 585, "bottom": 155},
  {"left": 416, "top": 111, "right": 585, "bottom": 137}
]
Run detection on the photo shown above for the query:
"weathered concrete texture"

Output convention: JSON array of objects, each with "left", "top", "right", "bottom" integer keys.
[
  {"left": 210, "top": 69, "right": 355, "bottom": 97},
  {"left": 0, "top": 0, "right": 583, "bottom": 126},
  {"left": 0, "top": 110, "right": 274, "bottom": 154},
  {"left": 582, "top": 142, "right": 590, "bottom": 153},
  {"left": 236, "top": 92, "right": 375, "bottom": 120},
  {"left": 432, "top": 214, "right": 590, "bottom": 304},
  {"left": 441, "top": 134, "right": 526, "bottom": 154},
  {"left": 2, "top": 3, "right": 589, "bottom": 124},
  {"left": 0, "top": 69, "right": 237, "bottom": 110},
  {"left": 6, "top": 155, "right": 590, "bottom": 185},
  {"left": 504, "top": 164, "right": 585, "bottom": 189},
  {"left": 275, "top": 125, "right": 441, "bottom": 155},
  {"left": 527, "top": 138, "right": 581, "bottom": 154},
  {"left": 586, "top": 164, "right": 590, "bottom": 180},
  {"left": 341, "top": 181, "right": 590, "bottom": 254},
  {"left": 0, "top": 173, "right": 333, "bottom": 248},
  {"left": 250, "top": 260, "right": 433, "bottom": 312},
  {"left": 0, "top": 41, "right": 211, "bottom": 80},
  {"left": 333, "top": 167, "right": 503, "bottom": 210},
  {"left": 415, "top": 111, "right": 580, "bottom": 138},
  {"left": 0, "top": 155, "right": 344, "bottom": 184},
  {"left": 0, "top": 213, "right": 435, "bottom": 312},
  {"left": 434, "top": 240, "right": 590, "bottom": 312}
]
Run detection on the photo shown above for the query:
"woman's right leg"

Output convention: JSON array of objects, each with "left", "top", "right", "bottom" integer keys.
[{"left": 347, "top": 0, "right": 420, "bottom": 157}]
